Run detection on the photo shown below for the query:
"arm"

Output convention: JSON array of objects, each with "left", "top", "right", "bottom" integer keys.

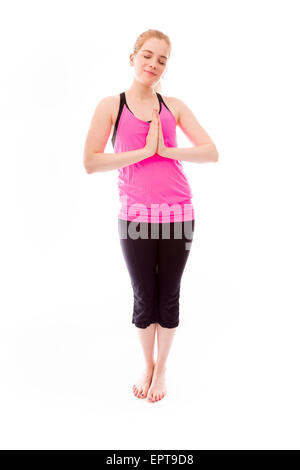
[
  {"left": 86, "top": 148, "right": 150, "bottom": 174},
  {"left": 161, "top": 98, "right": 219, "bottom": 163},
  {"left": 163, "top": 144, "right": 218, "bottom": 163},
  {"left": 83, "top": 96, "right": 150, "bottom": 174}
]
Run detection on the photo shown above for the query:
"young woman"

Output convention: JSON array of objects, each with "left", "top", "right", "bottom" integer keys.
[{"left": 84, "top": 29, "right": 218, "bottom": 403}]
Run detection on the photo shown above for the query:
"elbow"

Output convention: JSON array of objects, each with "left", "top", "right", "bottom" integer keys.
[
  {"left": 84, "top": 156, "right": 93, "bottom": 174},
  {"left": 212, "top": 145, "right": 219, "bottom": 162}
]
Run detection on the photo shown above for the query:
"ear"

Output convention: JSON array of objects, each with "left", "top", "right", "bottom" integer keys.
[{"left": 129, "top": 53, "right": 134, "bottom": 66}]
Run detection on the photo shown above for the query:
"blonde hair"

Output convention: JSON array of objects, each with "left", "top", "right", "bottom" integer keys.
[{"left": 132, "top": 29, "right": 171, "bottom": 94}]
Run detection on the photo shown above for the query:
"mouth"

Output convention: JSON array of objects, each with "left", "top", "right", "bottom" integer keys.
[{"left": 145, "top": 70, "right": 156, "bottom": 76}]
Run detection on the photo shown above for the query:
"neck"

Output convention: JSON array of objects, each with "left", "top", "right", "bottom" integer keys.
[{"left": 126, "top": 81, "right": 157, "bottom": 101}]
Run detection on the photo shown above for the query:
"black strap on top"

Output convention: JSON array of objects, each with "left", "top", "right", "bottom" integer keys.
[
  {"left": 123, "top": 91, "right": 162, "bottom": 122},
  {"left": 157, "top": 92, "right": 171, "bottom": 112},
  {"left": 111, "top": 93, "right": 126, "bottom": 148},
  {"left": 111, "top": 91, "right": 172, "bottom": 148}
]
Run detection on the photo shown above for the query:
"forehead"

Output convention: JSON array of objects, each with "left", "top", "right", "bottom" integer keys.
[{"left": 141, "top": 38, "right": 169, "bottom": 59}]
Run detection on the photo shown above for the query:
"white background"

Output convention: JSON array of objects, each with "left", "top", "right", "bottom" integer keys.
[{"left": 1, "top": 0, "right": 299, "bottom": 450}]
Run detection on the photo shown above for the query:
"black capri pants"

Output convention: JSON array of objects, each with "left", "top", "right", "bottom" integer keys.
[{"left": 118, "top": 218, "right": 195, "bottom": 329}]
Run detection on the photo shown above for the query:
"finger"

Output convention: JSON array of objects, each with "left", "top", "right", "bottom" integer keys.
[
  {"left": 158, "top": 119, "right": 163, "bottom": 140},
  {"left": 152, "top": 109, "right": 158, "bottom": 125}
]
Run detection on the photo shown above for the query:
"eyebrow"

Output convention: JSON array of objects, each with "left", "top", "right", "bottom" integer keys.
[{"left": 141, "top": 49, "right": 168, "bottom": 60}]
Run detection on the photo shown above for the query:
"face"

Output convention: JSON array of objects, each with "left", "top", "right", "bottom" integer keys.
[{"left": 130, "top": 37, "right": 169, "bottom": 87}]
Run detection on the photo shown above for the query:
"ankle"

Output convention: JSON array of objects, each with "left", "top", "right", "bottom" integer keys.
[
  {"left": 154, "top": 362, "right": 166, "bottom": 373},
  {"left": 145, "top": 360, "right": 155, "bottom": 369}
]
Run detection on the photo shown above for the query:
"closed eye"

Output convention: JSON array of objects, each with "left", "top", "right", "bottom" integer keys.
[{"left": 143, "top": 55, "right": 166, "bottom": 66}]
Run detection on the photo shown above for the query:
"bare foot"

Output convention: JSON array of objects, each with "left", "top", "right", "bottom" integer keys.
[
  {"left": 132, "top": 362, "right": 155, "bottom": 399},
  {"left": 147, "top": 364, "right": 167, "bottom": 402}
]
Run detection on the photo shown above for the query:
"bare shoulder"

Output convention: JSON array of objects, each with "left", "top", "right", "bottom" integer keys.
[
  {"left": 94, "top": 95, "right": 115, "bottom": 110},
  {"left": 165, "top": 96, "right": 217, "bottom": 147},
  {"left": 90, "top": 94, "right": 120, "bottom": 127}
]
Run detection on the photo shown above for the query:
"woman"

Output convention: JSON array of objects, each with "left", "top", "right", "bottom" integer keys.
[{"left": 84, "top": 29, "right": 218, "bottom": 403}]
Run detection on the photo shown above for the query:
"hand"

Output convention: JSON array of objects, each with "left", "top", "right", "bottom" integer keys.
[
  {"left": 144, "top": 109, "right": 159, "bottom": 157},
  {"left": 156, "top": 112, "right": 167, "bottom": 157}
]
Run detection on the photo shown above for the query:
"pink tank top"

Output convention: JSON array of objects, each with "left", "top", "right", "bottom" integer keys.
[{"left": 112, "top": 91, "right": 195, "bottom": 223}]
